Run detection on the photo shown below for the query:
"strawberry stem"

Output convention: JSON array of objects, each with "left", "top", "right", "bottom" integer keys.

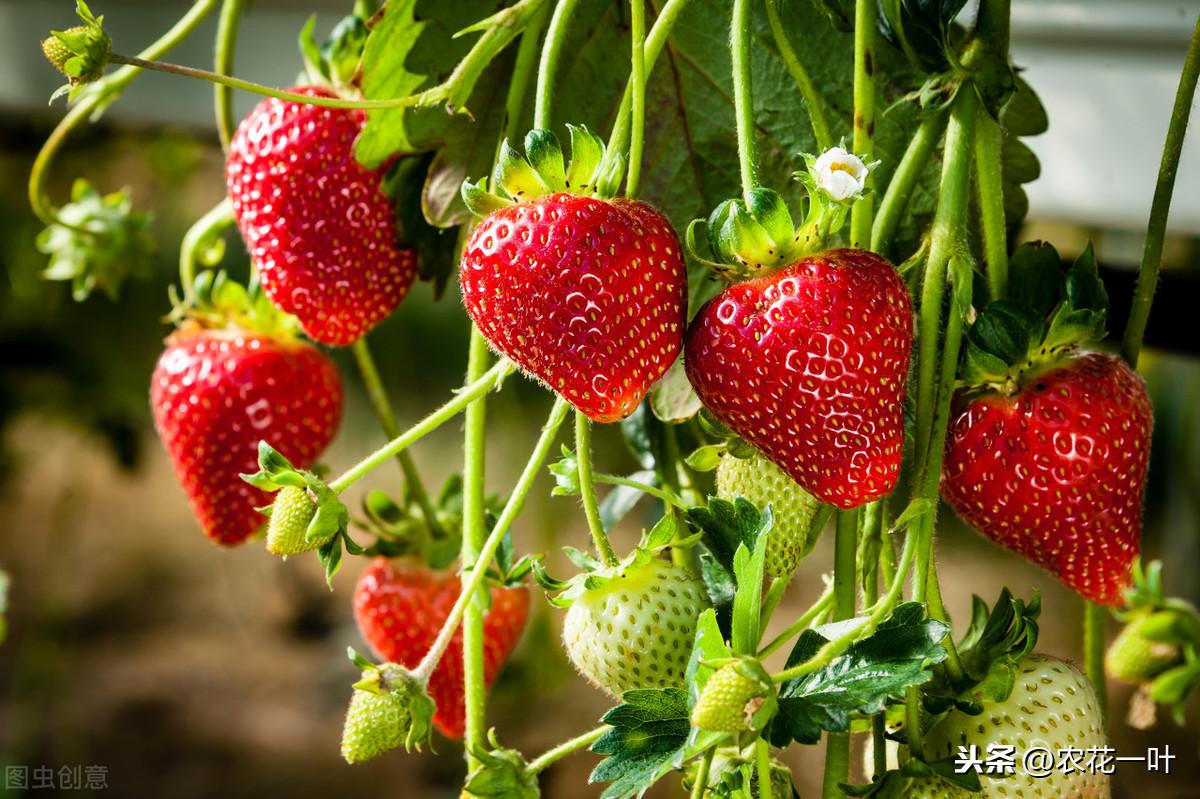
[
  {"left": 870, "top": 110, "right": 946, "bottom": 255},
  {"left": 821, "top": 507, "right": 859, "bottom": 797},
  {"left": 29, "top": 0, "right": 221, "bottom": 228},
  {"left": 974, "top": 110, "right": 1008, "bottom": 300},
  {"left": 758, "top": 583, "right": 835, "bottom": 658},
  {"left": 213, "top": 0, "right": 245, "bottom": 150},
  {"left": 350, "top": 338, "right": 444, "bottom": 540},
  {"left": 756, "top": 738, "right": 774, "bottom": 799},
  {"left": 328, "top": 360, "right": 515, "bottom": 494},
  {"left": 1122, "top": 13, "right": 1200, "bottom": 367},
  {"left": 575, "top": 410, "right": 620, "bottom": 567},
  {"left": 593, "top": 473, "right": 689, "bottom": 509},
  {"left": 625, "top": 0, "right": 647, "bottom": 199},
  {"left": 690, "top": 748, "right": 715, "bottom": 799},
  {"left": 848, "top": 0, "right": 877, "bottom": 248},
  {"left": 730, "top": 0, "right": 758, "bottom": 195},
  {"left": 1084, "top": 599, "right": 1109, "bottom": 721},
  {"left": 533, "top": 0, "right": 585, "bottom": 128},
  {"left": 412, "top": 397, "right": 571, "bottom": 683},
  {"left": 763, "top": 0, "right": 832, "bottom": 151},
  {"left": 178, "top": 199, "right": 234, "bottom": 307},
  {"left": 524, "top": 725, "right": 608, "bottom": 775}
]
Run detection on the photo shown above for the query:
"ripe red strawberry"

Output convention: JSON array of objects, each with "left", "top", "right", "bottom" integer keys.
[
  {"left": 226, "top": 86, "right": 417, "bottom": 346},
  {"left": 942, "top": 351, "right": 1151, "bottom": 605},
  {"left": 460, "top": 192, "right": 686, "bottom": 423},
  {"left": 353, "top": 557, "right": 530, "bottom": 739},
  {"left": 151, "top": 326, "right": 343, "bottom": 545},
  {"left": 685, "top": 249, "right": 913, "bottom": 508}
]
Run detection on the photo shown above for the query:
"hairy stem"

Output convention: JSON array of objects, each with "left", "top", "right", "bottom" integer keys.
[
  {"left": 30, "top": 0, "right": 222, "bottom": 226},
  {"left": 822, "top": 507, "right": 859, "bottom": 797},
  {"left": 576, "top": 411, "right": 620, "bottom": 567},
  {"left": 413, "top": 398, "right": 571, "bottom": 682},
  {"left": 350, "top": 338, "right": 444, "bottom": 538},
  {"left": 626, "top": 0, "right": 648, "bottom": 198},
  {"left": 525, "top": 725, "right": 608, "bottom": 775},
  {"left": 849, "top": 0, "right": 877, "bottom": 247},
  {"left": 757, "top": 737, "right": 775, "bottom": 799},
  {"left": 691, "top": 747, "right": 715, "bottom": 799},
  {"left": 1122, "top": 13, "right": 1200, "bottom": 365},
  {"left": 534, "top": 0, "right": 585, "bottom": 128},
  {"left": 214, "top": 0, "right": 245, "bottom": 149},
  {"left": 731, "top": 0, "right": 758, "bottom": 195},
  {"left": 594, "top": 473, "right": 689, "bottom": 509},
  {"left": 763, "top": 0, "right": 831, "bottom": 150},
  {"left": 1084, "top": 600, "right": 1109, "bottom": 720},
  {"left": 328, "top": 360, "right": 514, "bottom": 494},
  {"left": 759, "top": 583, "right": 835, "bottom": 657},
  {"left": 974, "top": 110, "right": 1008, "bottom": 299},
  {"left": 871, "top": 111, "right": 946, "bottom": 254}
]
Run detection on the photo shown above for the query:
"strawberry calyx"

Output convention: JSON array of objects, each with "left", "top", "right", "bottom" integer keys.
[
  {"left": 168, "top": 271, "right": 303, "bottom": 344},
  {"left": 686, "top": 148, "right": 875, "bottom": 281},
  {"left": 43, "top": 1, "right": 111, "bottom": 102},
  {"left": 462, "top": 729, "right": 539, "bottom": 799},
  {"left": 460, "top": 126, "right": 624, "bottom": 216},
  {"left": 298, "top": 0, "right": 373, "bottom": 96},
  {"left": 341, "top": 646, "right": 436, "bottom": 761},
  {"left": 959, "top": 242, "right": 1108, "bottom": 395}
]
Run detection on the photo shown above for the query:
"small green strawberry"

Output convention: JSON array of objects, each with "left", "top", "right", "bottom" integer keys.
[
  {"left": 41, "top": 1, "right": 111, "bottom": 100},
  {"left": 265, "top": 486, "right": 321, "bottom": 556},
  {"left": 716, "top": 450, "right": 820, "bottom": 579},
  {"left": 340, "top": 651, "right": 435, "bottom": 764},
  {"left": 1107, "top": 610, "right": 1185, "bottom": 684},
  {"left": 692, "top": 658, "right": 777, "bottom": 733}
]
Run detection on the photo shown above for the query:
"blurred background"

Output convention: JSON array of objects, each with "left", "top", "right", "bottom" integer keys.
[{"left": 1, "top": 0, "right": 1198, "bottom": 797}]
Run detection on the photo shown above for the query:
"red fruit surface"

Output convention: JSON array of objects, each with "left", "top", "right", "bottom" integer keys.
[
  {"left": 226, "top": 86, "right": 417, "bottom": 346},
  {"left": 460, "top": 193, "right": 686, "bottom": 423},
  {"left": 151, "top": 328, "right": 343, "bottom": 545},
  {"left": 942, "top": 351, "right": 1152, "bottom": 605},
  {"left": 353, "top": 557, "right": 530, "bottom": 739},
  {"left": 685, "top": 249, "right": 913, "bottom": 508}
]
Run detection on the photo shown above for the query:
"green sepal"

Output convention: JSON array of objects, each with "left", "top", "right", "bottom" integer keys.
[
  {"left": 493, "top": 138, "right": 551, "bottom": 201},
  {"left": 299, "top": 5, "right": 370, "bottom": 91},
  {"left": 564, "top": 124, "right": 605, "bottom": 191},
  {"left": 240, "top": 442, "right": 308, "bottom": 491},
  {"left": 686, "top": 444, "right": 726, "bottom": 473},
  {"left": 43, "top": 1, "right": 112, "bottom": 100},
  {"left": 959, "top": 301, "right": 1045, "bottom": 388},
  {"left": 341, "top": 658, "right": 436, "bottom": 761},
  {"left": 463, "top": 729, "right": 540, "bottom": 799},
  {"left": 524, "top": 128, "right": 567, "bottom": 193}
]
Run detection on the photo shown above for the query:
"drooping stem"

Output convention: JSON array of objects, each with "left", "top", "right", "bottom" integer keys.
[
  {"left": 691, "top": 747, "right": 715, "bottom": 799},
  {"left": 759, "top": 583, "right": 835, "bottom": 657},
  {"left": 594, "top": 473, "right": 689, "bottom": 509},
  {"left": 975, "top": 111, "right": 1008, "bottom": 299},
  {"left": 525, "top": 725, "right": 608, "bottom": 775},
  {"left": 626, "top": 0, "right": 648, "bottom": 198},
  {"left": 29, "top": 0, "right": 222, "bottom": 226},
  {"left": 178, "top": 198, "right": 234, "bottom": 305},
  {"left": 912, "top": 87, "right": 976, "bottom": 480},
  {"left": 871, "top": 111, "right": 947, "bottom": 254},
  {"left": 849, "top": 0, "right": 877, "bottom": 247},
  {"left": 764, "top": 0, "right": 832, "bottom": 150},
  {"left": 214, "top": 0, "right": 245, "bottom": 149},
  {"left": 757, "top": 738, "right": 774, "bottom": 799},
  {"left": 328, "top": 360, "right": 514, "bottom": 494},
  {"left": 576, "top": 410, "right": 620, "bottom": 567},
  {"left": 413, "top": 398, "right": 571, "bottom": 683},
  {"left": 822, "top": 507, "right": 859, "bottom": 798},
  {"left": 1121, "top": 13, "right": 1200, "bottom": 366},
  {"left": 534, "top": 0, "right": 585, "bottom": 128},
  {"left": 461, "top": 329, "right": 492, "bottom": 763},
  {"left": 350, "top": 340, "right": 446, "bottom": 541},
  {"left": 1084, "top": 600, "right": 1109, "bottom": 720},
  {"left": 731, "top": 0, "right": 758, "bottom": 195}
]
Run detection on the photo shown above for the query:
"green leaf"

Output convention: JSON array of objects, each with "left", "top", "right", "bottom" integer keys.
[
  {"left": 770, "top": 603, "right": 949, "bottom": 746},
  {"left": 685, "top": 444, "right": 725, "bottom": 473},
  {"left": 685, "top": 608, "right": 733, "bottom": 709},
  {"left": 730, "top": 521, "right": 771, "bottom": 655},
  {"left": 549, "top": 445, "right": 581, "bottom": 496},
  {"left": 649, "top": 356, "right": 702, "bottom": 423},
  {"left": 698, "top": 552, "right": 737, "bottom": 639},
  {"left": 590, "top": 689, "right": 691, "bottom": 799},
  {"left": 1000, "top": 75, "right": 1049, "bottom": 137},
  {"left": 353, "top": 0, "right": 428, "bottom": 167},
  {"left": 686, "top": 497, "right": 770, "bottom": 575}
]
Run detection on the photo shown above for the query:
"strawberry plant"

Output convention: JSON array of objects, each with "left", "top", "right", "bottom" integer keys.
[{"left": 24, "top": 0, "right": 1200, "bottom": 796}]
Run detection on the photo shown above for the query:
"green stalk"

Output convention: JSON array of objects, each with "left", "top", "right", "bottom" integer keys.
[
  {"left": 757, "top": 738, "right": 774, "bottom": 799},
  {"left": 691, "top": 748, "right": 716, "bottom": 799},
  {"left": 594, "top": 473, "right": 688, "bottom": 508},
  {"left": 626, "top": 0, "right": 648, "bottom": 198},
  {"left": 576, "top": 411, "right": 620, "bottom": 566},
  {"left": 413, "top": 398, "right": 571, "bottom": 683},
  {"left": 350, "top": 338, "right": 444, "bottom": 538},
  {"left": 1084, "top": 600, "right": 1108, "bottom": 720},
  {"left": 849, "top": 0, "right": 877, "bottom": 247},
  {"left": 178, "top": 199, "right": 234, "bottom": 305},
  {"left": 461, "top": 329, "right": 492, "bottom": 765},
  {"left": 1121, "top": 14, "right": 1200, "bottom": 366},
  {"left": 731, "top": 0, "right": 758, "bottom": 195},
  {"left": 822, "top": 507, "right": 859, "bottom": 798},
  {"left": 759, "top": 584, "right": 835, "bottom": 658},
  {"left": 974, "top": 111, "right": 1008, "bottom": 299},
  {"left": 764, "top": 0, "right": 832, "bottom": 150},
  {"left": 214, "top": 0, "right": 245, "bottom": 149},
  {"left": 870, "top": 111, "right": 946, "bottom": 254},
  {"left": 328, "top": 360, "right": 514, "bottom": 494},
  {"left": 525, "top": 725, "right": 608, "bottom": 774},
  {"left": 912, "top": 87, "right": 976, "bottom": 481},
  {"left": 533, "top": 0, "right": 585, "bottom": 128},
  {"left": 30, "top": 0, "right": 222, "bottom": 226}
]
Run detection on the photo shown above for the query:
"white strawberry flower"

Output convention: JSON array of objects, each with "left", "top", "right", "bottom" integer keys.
[{"left": 812, "top": 147, "right": 870, "bottom": 202}]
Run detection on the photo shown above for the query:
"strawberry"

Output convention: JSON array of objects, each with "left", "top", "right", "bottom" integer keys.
[
  {"left": 1106, "top": 610, "right": 1184, "bottom": 684},
  {"left": 685, "top": 249, "right": 913, "bottom": 508},
  {"left": 560, "top": 557, "right": 709, "bottom": 697},
  {"left": 226, "top": 86, "right": 418, "bottom": 346},
  {"left": 151, "top": 326, "right": 343, "bottom": 545},
  {"left": 716, "top": 450, "right": 820, "bottom": 579},
  {"left": 924, "top": 654, "right": 1110, "bottom": 798},
  {"left": 265, "top": 485, "right": 323, "bottom": 557},
  {"left": 691, "top": 658, "right": 776, "bottom": 732},
  {"left": 459, "top": 127, "right": 687, "bottom": 423},
  {"left": 942, "top": 351, "right": 1151, "bottom": 605},
  {"left": 353, "top": 557, "right": 530, "bottom": 739},
  {"left": 340, "top": 657, "right": 434, "bottom": 764}
]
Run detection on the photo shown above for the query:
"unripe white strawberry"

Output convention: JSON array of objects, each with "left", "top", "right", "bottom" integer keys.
[{"left": 717, "top": 450, "right": 819, "bottom": 579}]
